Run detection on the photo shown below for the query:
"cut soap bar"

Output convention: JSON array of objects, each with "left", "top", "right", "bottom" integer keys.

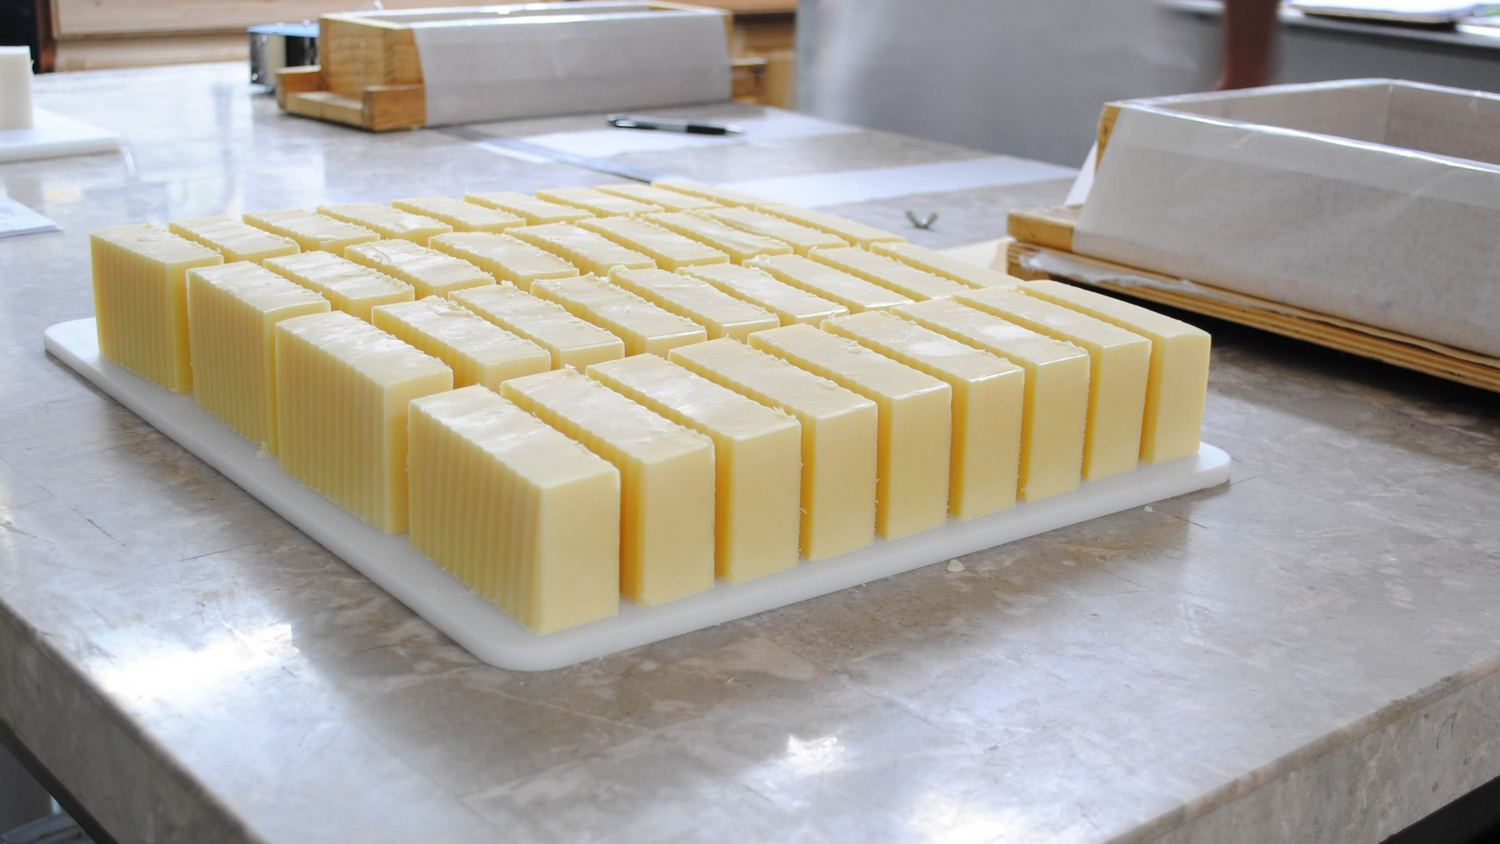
[
  {"left": 651, "top": 179, "right": 765, "bottom": 208},
  {"left": 392, "top": 196, "right": 523, "bottom": 233},
  {"left": 90, "top": 223, "right": 223, "bottom": 393},
  {"left": 610, "top": 267, "right": 779, "bottom": 341},
  {"left": 595, "top": 183, "right": 722, "bottom": 211},
  {"left": 345, "top": 240, "right": 493, "bottom": 299},
  {"left": 870, "top": 241, "right": 1021, "bottom": 289},
  {"left": 670, "top": 339, "right": 877, "bottom": 562},
  {"left": 576, "top": 215, "right": 729, "bottom": 270},
  {"left": 681, "top": 263, "right": 849, "bottom": 326},
  {"left": 703, "top": 207, "right": 847, "bottom": 255},
  {"left": 810, "top": 247, "right": 970, "bottom": 301},
  {"left": 318, "top": 203, "right": 452, "bottom": 245},
  {"left": 451, "top": 283, "right": 624, "bottom": 370},
  {"left": 535, "top": 187, "right": 659, "bottom": 217},
  {"left": 465, "top": 191, "right": 593, "bottom": 225},
  {"left": 895, "top": 299, "right": 1089, "bottom": 502},
  {"left": 429, "top": 232, "right": 578, "bottom": 291},
  {"left": 275, "top": 310, "right": 453, "bottom": 533},
  {"left": 532, "top": 276, "right": 707, "bottom": 357},
  {"left": 751, "top": 253, "right": 912, "bottom": 313},
  {"left": 824, "top": 310, "right": 1023, "bottom": 520},
  {"left": 408, "top": 386, "right": 620, "bottom": 634},
  {"left": 959, "top": 287, "right": 1150, "bottom": 481},
  {"left": 1020, "top": 279, "right": 1210, "bottom": 464},
  {"left": 243, "top": 209, "right": 379, "bottom": 257},
  {"left": 750, "top": 325, "right": 951, "bottom": 539},
  {"left": 264, "top": 252, "right": 414, "bottom": 321},
  {"left": 587, "top": 355, "right": 800, "bottom": 584},
  {"left": 169, "top": 216, "right": 300, "bottom": 265},
  {"left": 502, "top": 369, "right": 715, "bottom": 607},
  {"left": 510, "top": 223, "right": 655, "bottom": 276},
  {"left": 187, "top": 262, "right": 330, "bottom": 455},
  {"left": 371, "top": 297, "right": 549, "bottom": 389},
  {"left": 758, "top": 205, "right": 904, "bottom": 248},
  {"left": 649, "top": 211, "right": 793, "bottom": 265}
]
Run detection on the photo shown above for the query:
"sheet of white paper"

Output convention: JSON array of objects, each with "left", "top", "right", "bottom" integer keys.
[
  {"left": 0, "top": 196, "right": 60, "bottom": 238},
  {"left": 718, "top": 156, "right": 1077, "bottom": 208},
  {"left": 521, "top": 111, "right": 859, "bottom": 158},
  {"left": 1065, "top": 143, "right": 1097, "bottom": 206}
]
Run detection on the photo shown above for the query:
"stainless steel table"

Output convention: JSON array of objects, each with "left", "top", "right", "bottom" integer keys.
[{"left": 3, "top": 63, "right": 1498, "bottom": 844}]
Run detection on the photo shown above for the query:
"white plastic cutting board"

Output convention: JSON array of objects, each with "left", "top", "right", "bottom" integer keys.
[
  {"left": 0, "top": 109, "right": 120, "bottom": 164},
  {"left": 45, "top": 318, "right": 1231, "bottom": 671}
]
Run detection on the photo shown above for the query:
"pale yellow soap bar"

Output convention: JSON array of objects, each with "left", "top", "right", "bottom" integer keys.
[
  {"left": 408, "top": 386, "right": 620, "bottom": 634},
  {"left": 264, "top": 251, "right": 415, "bottom": 321},
  {"left": 649, "top": 211, "right": 793, "bottom": 265},
  {"left": 651, "top": 179, "right": 765, "bottom": 208},
  {"left": 959, "top": 287, "right": 1150, "bottom": 481},
  {"left": 429, "top": 232, "right": 579, "bottom": 291},
  {"left": 502, "top": 369, "right": 715, "bottom": 607},
  {"left": 809, "top": 246, "right": 970, "bottom": 300},
  {"left": 318, "top": 203, "right": 452, "bottom": 245},
  {"left": 465, "top": 191, "right": 593, "bottom": 225},
  {"left": 870, "top": 241, "right": 1021, "bottom": 289},
  {"left": 1021, "top": 279, "right": 1210, "bottom": 464},
  {"left": 588, "top": 355, "right": 800, "bottom": 584},
  {"left": 595, "top": 183, "right": 722, "bottom": 211},
  {"left": 895, "top": 299, "right": 1089, "bottom": 502},
  {"left": 391, "top": 196, "right": 524, "bottom": 233},
  {"left": 825, "top": 310, "right": 1023, "bottom": 519},
  {"left": 536, "top": 187, "right": 660, "bottom": 217},
  {"left": 451, "top": 283, "right": 624, "bottom": 369},
  {"left": 531, "top": 276, "right": 707, "bottom": 357},
  {"left": 243, "top": 209, "right": 380, "bottom": 257},
  {"left": 371, "top": 297, "right": 550, "bottom": 389},
  {"left": 169, "top": 216, "right": 300, "bottom": 265},
  {"left": 90, "top": 223, "right": 223, "bottom": 393},
  {"left": 703, "top": 207, "right": 848, "bottom": 255},
  {"left": 750, "top": 253, "right": 912, "bottom": 313},
  {"left": 681, "top": 263, "right": 849, "bottom": 326},
  {"left": 510, "top": 223, "right": 655, "bottom": 276},
  {"left": 610, "top": 267, "right": 779, "bottom": 341},
  {"left": 276, "top": 310, "right": 453, "bottom": 533},
  {"left": 345, "top": 240, "right": 494, "bottom": 299},
  {"left": 758, "top": 205, "right": 905, "bottom": 247},
  {"left": 577, "top": 215, "right": 729, "bottom": 270},
  {"left": 670, "top": 338, "right": 877, "bottom": 562},
  {"left": 187, "top": 262, "right": 330, "bottom": 454},
  {"left": 750, "top": 325, "right": 951, "bottom": 539}
]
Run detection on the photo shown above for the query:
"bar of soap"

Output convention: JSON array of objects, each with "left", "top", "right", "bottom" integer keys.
[
  {"left": 702, "top": 207, "right": 848, "bottom": 256},
  {"left": 758, "top": 205, "right": 905, "bottom": 247},
  {"left": 264, "top": 251, "right": 414, "bottom": 321},
  {"left": 464, "top": 191, "right": 593, "bottom": 225},
  {"left": 428, "top": 232, "right": 579, "bottom": 291},
  {"left": 510, "top": 223, "right": 655, "bottom": 276},
  {"left": 824, "top": 310, "right": 1023, "bottom": 519},
  {"left": 502, "top": 369, "right": 715, "bottom": 607},
  {"left": 648, "top": 211, "right": 793, "bottom": 265},
  {"left": 895, "top": 299, "right": 1089, "bottom": 502},
  {"left": 90, "top": 223, "right": 223, "bottom": 393},
  {"left": 670, "top": 339, "right": 877, "bottom": 562},
  {"left": 750, "top": 325, "right": 951, "bottom": 539},
  {"left": 959, "top": 287, "right": 1150, "bottom": 481},
  {"left": 1021, "top": 280, "right": 1210, "bottom": 464},
  {"left": 681, "top": 263, "right": 849, "bottom": 326},
  {"left": 610, "top": 267, "right": 779, "bottom": 341},
  {"left": 595, "top": 183, "right": 722, "bottom": 211},
  {"left": 169, "top": 216, "right": 300, "bottom": 265},
  {"left": 318, "top": 202, "right": 452, "bottom": 245},
  {"left": 809, "top": 247, "right": 970, "bottom": 301},
  {"left": 243, "top": 209, "right": 380, "bottom": 257},
  {"left": 451, "top": 283, "right": 624, "bottom": 369},
  {"left": 345, "top": 240, "right": 493, "bottom": 299},
  {"left": 535, "top": 187, "right": 660, "bottom": 217},
  {"left": 576, "top": 215, "right": 729, "bottom": 270},
  {"left": 391, "top": 196, "right": 525, "bottom": 233},
  {"left": 750, "top": 253, "right": 912, "bottom": 313},
  {"left": 588, "top": 355, "right": 800, "bottom": 584},
  {"left": 371, "top": 297, "right": 550, "bottom": 389},
  {"left": 408, "top": 386, "right": 620, "bottom": 634},
  {"left": 531, "top": 276, "right": 707, "bottom": 357},
  {"left": 870, "top": 241, "right": 1021, "bottom": 289},
  {"left": 650, "top": 178, "right": 765, "bottom": 208},
  {"left": 275, "top": 310, "right": 453, "bottom": 533},
  {"left": 187, "top": 262, "right": 329, "bottom": 453}
]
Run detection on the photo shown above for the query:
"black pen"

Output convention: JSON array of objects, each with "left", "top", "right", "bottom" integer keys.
[{"left": 607, "top": 115, "right": 743, "bottom": 135}]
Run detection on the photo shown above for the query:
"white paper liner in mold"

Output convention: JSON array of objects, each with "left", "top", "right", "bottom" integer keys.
[{"left": 45, "top": 318, "right": 1231, "bottom": 671}]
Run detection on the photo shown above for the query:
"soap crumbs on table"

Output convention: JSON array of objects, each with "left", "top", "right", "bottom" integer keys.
[
  {"left": 1144, "top": 505, "right": 1154, "bottom": 512},
  {"left": 946, "top": 560, "right": 964, "bottom": 573}
]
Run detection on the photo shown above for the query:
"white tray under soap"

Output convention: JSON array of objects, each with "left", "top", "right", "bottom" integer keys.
[{"left": 45, "top": 318, "right": 1231, "bottom": 670}]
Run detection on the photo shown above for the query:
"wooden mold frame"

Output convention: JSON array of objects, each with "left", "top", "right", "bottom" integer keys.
[{"left": 275, "top": 3, "right": 766, "bottom": 132}]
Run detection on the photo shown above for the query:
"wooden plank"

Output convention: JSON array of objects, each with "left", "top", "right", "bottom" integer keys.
[
  {"left": 52, "top": 0, "right": 464, "bottom": 39},
  {"left": 52, "top": 33, "right": 246, "bottom": 71},
  {"left": 1006, "top": 204, "right": 1078, "bottom": 253},
  {"left": 365, "top": 85, "right": 427, "bottom": 132},
  {"left": 1097, "top": 102, "right": 1122, "bottom": 168},
  {"left": 275, "top": 66, "right": 323, "bottom": 111}
]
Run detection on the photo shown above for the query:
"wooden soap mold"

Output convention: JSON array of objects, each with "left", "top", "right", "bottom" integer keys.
[
  {"left": 276, "top": 3, "right": 768, "bottom": 132},
  {"left": 46, "top": 317, "right": 1229, "bottom": 671}
]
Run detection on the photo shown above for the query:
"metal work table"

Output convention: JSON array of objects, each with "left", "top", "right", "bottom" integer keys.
[{"left": 3, "top": 63, "right": 1499, "bottom": 844}]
